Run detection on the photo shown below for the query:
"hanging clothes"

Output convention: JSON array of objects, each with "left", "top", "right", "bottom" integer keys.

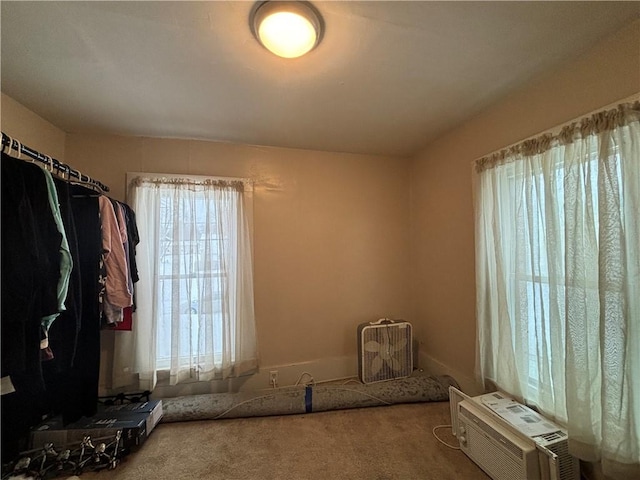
[
  {"left": 98, "top": 196, "right": 133, "bottom": 325},
  {"left": 1, "top": 153, "right": 62, "bottom": 457},
  {"left": 59, "top": 188, "right": 104, "bottom": 423},
  {"left": 109, "top": 200, "right": 140, "bottom": 331},
  {"left": 42, "top": 178, "right": 84, "bottom": 418},
  {"left": 39, "top": 166, "right": 73, "bottom": 356},
  {"left": 1, "top": 137, "right": 139, "bottom": 457},
  {"left": 46, "top": 177, "right": 83, "bottom": 370},
  {"left": 121, "top": 202, "right": 140, "bottom": 287}
]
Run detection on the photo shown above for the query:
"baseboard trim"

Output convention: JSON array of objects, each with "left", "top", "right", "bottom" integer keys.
[
  {"left": 102, "top": 351, "right": 485, "bottom": 399},
  {"left": 144, "top": 355, "right": 359, "bottom": 398}
]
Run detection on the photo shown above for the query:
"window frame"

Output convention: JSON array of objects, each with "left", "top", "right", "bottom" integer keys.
[{"left": 126, "top": 171, "right": 254, "bottom": 376}]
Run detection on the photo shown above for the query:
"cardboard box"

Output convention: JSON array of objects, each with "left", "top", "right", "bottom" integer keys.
[
  {"left": 31, "top": 413, "right": 146, "bottom": 452},
  {"left": 100, "top": 399, "right": 163, "bottom": 434},
  {"left": 30, "top": 401, "right": 163, "bottom": 452}
]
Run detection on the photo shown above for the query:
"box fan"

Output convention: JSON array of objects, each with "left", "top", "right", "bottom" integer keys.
[{"left": 357, "top": 318, "right": 413, "bottom": 384}]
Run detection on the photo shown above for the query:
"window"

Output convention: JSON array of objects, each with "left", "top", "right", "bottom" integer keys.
[
  {"left": 155, "top": 190, "right": 227, "bottom": 370},
  {"left": 474, "top": 101, "right": 639, "bottom": 477},
  {"left": 124, "top": 173, "right": 257, "bottom": 388}
]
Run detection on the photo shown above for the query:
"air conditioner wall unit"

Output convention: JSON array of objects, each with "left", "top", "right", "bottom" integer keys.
[
  {"left": 449, "top": 386, "right": 580, "bottom": 480},
  {"left": 357, "top": 318, "right": 412, "bottom": 384},
  {"left": 459, "top": 399, "right": 540, "bottom": 480}
]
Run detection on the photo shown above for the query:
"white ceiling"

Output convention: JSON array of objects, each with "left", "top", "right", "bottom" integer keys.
[{"left": 1, "top": 1, "right": 638, "bottom": 157}]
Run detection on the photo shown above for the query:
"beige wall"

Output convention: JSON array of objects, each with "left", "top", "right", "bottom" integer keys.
[
  {"left": 1, "top": 92, "right": 66, "bottom": 160},
  {"left": 0, "top": 93, "right": 413, "bottom": 392},
  {"left": 410, "top": 19, "right": 640, "bottom": 393},
  {"left": 63, "top": 134, "right": 412, "bottom": 391}
]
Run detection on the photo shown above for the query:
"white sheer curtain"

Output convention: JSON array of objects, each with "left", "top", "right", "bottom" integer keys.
[
  {"left": 112, "top": 174, "right": 257, "bottom": 390},
  {"left": 474, "top": 101, "right": 639, "bottom": 479}
]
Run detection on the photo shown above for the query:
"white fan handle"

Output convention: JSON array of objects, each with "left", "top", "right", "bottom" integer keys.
[{"left": 370, "top": 318, "right": 395, "bottom": 325}]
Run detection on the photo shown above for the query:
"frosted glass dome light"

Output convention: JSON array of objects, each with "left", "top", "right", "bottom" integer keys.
[{"left": 251, "top": 1, "right": 323, "bottom": 59}]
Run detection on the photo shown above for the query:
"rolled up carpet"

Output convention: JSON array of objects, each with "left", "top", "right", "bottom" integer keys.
[{"left": 161, "top": 373, "right": 458, "bottom": 423}]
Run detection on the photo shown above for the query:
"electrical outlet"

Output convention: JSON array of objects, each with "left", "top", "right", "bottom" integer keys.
[{"left": 269, "top": 370, "right": 278, "bottom": 387}]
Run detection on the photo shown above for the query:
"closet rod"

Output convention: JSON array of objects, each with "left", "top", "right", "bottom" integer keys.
[{"left": 1, "top": 132, "right": 110, "bottom": 192}]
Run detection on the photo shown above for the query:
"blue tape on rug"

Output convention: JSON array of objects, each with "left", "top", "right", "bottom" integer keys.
[{"left": 305, "top": 386, "right": 313, "bottom": 413}]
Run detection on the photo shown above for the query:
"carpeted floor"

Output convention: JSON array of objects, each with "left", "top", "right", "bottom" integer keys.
[{"left": 80, "top": 400, "right": 489, "bottom": 480}]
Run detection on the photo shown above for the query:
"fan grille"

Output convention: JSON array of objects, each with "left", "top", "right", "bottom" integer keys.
[{"left": 358, "top": 322, "right": 412, "bottom": 384}]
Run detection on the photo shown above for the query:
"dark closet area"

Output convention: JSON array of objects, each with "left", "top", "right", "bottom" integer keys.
[{"left": 1, "top": 133, "right": 138, "bottom": 460}]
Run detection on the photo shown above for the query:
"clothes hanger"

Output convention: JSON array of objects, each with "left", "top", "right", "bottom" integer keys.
[
  {"left": 2, "top": 135, "right": 15, "bottom": 156},
  {"left": 14, "top": 139, "right": 22, "bottom": 159},
  {"left": 1, "top": 136, "right": 25, "bottom": 161},
  {"left": 2, "top": 135, "right": 12, "bottom": 154},
  {"left": 70, "top": 171, "right": 103, "bottom": 197}
]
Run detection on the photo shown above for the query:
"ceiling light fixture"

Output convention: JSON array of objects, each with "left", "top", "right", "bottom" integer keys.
[{"left": 250, "top": 1, "right": 323, "bottom": 59}]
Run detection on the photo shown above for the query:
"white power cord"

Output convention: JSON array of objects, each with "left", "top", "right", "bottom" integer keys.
[
  {"left": 294, "top": 372, "right": 315, "bottom": 386},
  {"left": 432, "top": 425, "right": 461, "bottom": 450},
  {"left": 212, "top": 382, "right": 394, "bottom": 419},
  {"left": 214, "top": 393, "right": 281, "bottom": 420},
  {"left": 341, "top": 378, "right": 362, "bottom": 385}
]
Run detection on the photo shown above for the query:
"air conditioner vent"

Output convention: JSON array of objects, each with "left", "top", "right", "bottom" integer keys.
[
  {"left": 545, "top": 440, "right": 578, "bottom": 480},
  {"left": 537, "top": 431, "right": 567, "bottom": 442},
  {"left": 461, "top": 405, "right": 524, "bottom": 460},
  {"left": 457, "top": 400, "right": 540, "bottom": 479}
]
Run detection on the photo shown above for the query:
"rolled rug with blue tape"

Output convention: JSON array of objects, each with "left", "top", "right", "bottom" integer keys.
[{"left": 161, "top": 374, "right": 458, "bottom": 423}]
